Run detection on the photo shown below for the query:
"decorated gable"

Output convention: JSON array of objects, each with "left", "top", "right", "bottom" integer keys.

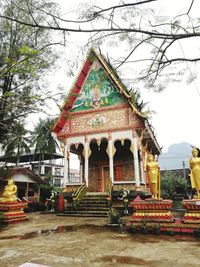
[
  {"left": 53, "top": 49, "right": 146, "bottom": 138},
  {"left": 71, "top": 60, "right": 126, "bottom": 112}
]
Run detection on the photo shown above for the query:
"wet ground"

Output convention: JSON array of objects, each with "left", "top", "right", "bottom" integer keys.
[{"left": 0, "top": 213, "right": 200, "bottom": 267}]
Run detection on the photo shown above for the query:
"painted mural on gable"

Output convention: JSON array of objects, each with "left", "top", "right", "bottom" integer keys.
[{"left": 71, "top": 61, "right": 126, "bottom": 112}]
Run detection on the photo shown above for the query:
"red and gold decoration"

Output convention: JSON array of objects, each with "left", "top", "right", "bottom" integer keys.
[
  {"left": 130, "top": 196, "right": 174, "bottom": 223},
  {"left": 182, "top": 199, "right": 200, "bottom": 224},
  {"left": 0, "top": 201, "right": 28, "bottom": 224},
  {"left": 127, "top": 196, "right": 200, "bottom": 234},
  {"left": 0, "top": 179, "right": 28, "bottom": 224}
]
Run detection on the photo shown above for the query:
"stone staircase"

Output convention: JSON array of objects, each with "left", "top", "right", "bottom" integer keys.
[{"left": 62, "top": 192, "right": 109, "bottom": 217}]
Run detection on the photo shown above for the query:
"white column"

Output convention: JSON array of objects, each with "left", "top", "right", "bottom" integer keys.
[
  {"left": 78, "top": 155, "right": 82, "bottom": 183},
  {"left": 25, "top": 182, "right": 29, "bottom": 198},
  {"left": 84, "top": 136, "right": 89, "bottom": 187},
  {"left": 108, "top": 135, "right": 114, "bottom": 183},
  {"left": 132, "top": 130, "right": 140, "bottom": 189},
  {"left": 80, "top": 162, "right": 83, "bottom": 183},
  {"left": 41, "top": 165, "right": 45, "bottom": 175},
  {"left": 63, "top": 141, "right": 69, "bottom": 186},
  {"left": 139, "top": 148, "right": 145, "bottom": 183},
  {"left": 37, "top": 185, "right": 41, "bottom": 202}
]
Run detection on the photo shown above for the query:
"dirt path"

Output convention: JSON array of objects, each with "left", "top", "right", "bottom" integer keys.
[{"left": 0, "top": 213, "right": 200, "bottom": 267}]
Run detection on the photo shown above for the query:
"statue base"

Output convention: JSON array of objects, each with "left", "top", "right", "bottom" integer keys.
[
  {"left": 130, "top": 196, "right": 174, "bottom": 223},
  {"left": 182, "top": 199, "right": 200, "bottom": 224},
  {"left": 0, "top": 201, "right": 28, "bottom": 224}
]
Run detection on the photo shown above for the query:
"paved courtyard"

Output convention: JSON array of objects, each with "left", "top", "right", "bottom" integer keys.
[{"left": 0, "top": 212, "right": 200, "bottom": 267}]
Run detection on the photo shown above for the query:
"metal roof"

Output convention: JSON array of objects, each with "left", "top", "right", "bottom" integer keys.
[{"left": 0, "top": 152, "right": 64, "bottom": 163}]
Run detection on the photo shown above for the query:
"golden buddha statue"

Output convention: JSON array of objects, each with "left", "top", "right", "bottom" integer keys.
[
  {"left": 146, "top": 154, "right": 160, "bottom": 199},
  {"left": 189, "top": 147, "right": 200, "bottom": 198},
  {"left": 0, "top": 178, "right": 17, "bottom": 202}
]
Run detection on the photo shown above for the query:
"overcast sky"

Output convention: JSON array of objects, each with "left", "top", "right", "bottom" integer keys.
[{"left": 36, "top": 0, "right": 200, "bottom": 156}]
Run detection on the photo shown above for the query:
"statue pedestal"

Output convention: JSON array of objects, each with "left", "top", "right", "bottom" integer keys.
[
  {"left": 127, "top": 196, "right": 175, "bottom": 233},
  {"left": 182, "top": 199, "right": 200, "bottom": 224},
  {"left": 0, "top": 201, "right": 28, "bottom": 224},
  {"left": 130, "top": 197, "right": 174, "bottom": 223}
]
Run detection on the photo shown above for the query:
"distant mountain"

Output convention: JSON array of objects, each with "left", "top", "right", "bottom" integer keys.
[{"left": 158, "top": 142, "right": 192, "bottom": 170}]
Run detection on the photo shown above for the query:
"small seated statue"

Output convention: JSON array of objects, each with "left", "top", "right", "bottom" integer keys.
[{"left": 0, "top": 178, "right": 17, "bottom": 202}]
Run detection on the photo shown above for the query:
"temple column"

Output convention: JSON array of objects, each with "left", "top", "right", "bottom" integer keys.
[
  {"left": 108, "top": 134, "right": 114, "bottom": 184},
  {"left": 37, "top": 185, "right": 41, "bottom": 202},
  {"left": 63, "top": 141, "right": 69, "bottom": 186},
  {"left": 132, "top": 130, "right": 140, "bottom": 190},
  {"left": 78, "top": 155, "right": 83, "bottom": 183},
  {"left": 25, "top": 182, "right": 29, "bottom": 198},
  {"left": 84, "top": 136, "right": 89, "bottom": 187},
  {"left": 139, "top": 148, "right": 145, "bottom": 183}
]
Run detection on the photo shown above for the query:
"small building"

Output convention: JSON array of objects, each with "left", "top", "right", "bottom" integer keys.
[
  {"left": 0, "top": 167, "right": 46, "bottom": 202},
  {"left": 0, "top": 152, "right": 64, "bottom": 187},
  {"left": 52, "top": 49, "right": 161, "bottom": 194},
  {"left": 0, "top": 152, "right": 80, "bottom": 188}
]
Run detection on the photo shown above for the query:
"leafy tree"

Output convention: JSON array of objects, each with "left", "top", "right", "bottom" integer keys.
[
  {"left": 161, "top": 171, "right": 187, "bottom": 199},
  {"left": 1, "top": 121, "right": 31, "bottom": 165},
  {"left": 0, "top": 0, "right": 61, "bottom": 143},
  {"left": 1, "top": 0, "right": 199, "bottom": 90},
  {"left": 31, "top": 117, "right": 60, "bottom": 176}
]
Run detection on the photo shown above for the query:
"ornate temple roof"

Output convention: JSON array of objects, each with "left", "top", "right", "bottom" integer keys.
[
  {"left": 52, "top": 49, "right": 145, "bottom": 134},
  {"left": 52, "top": 49, "right": 161, "bottom": 154}
]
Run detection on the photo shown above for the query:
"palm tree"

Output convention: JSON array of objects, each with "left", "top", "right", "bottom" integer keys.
[
  {"left": 31, "top": 117, "right": 59, "bottom": 178},
  {"left": 2, "top": 121, "right": 31, "bottom": 166}
]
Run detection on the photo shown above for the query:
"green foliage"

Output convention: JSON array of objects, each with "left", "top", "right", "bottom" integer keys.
[
  {"left": 24, "top": 202, "right": 46, "bottom": 212},
  {"left": 0, "top": 0, "right": 59, "bottom": 143},
  {"left": 0, "top": 166, "right": 13, "bottom": 179},
  {"left": 0, "top": 211, "right": 4, "bottom": 224},
  {"left": 152, "top": 224, "right": 160, "bottom": 235},
  {"left": 31, "top": 117, "right": 59, "bottom": 155},
  {"left": 43, "top": 174, "right": 53, "bottom": 186},
  {"left": 107, "top": 208, "right": 121, "bottom": 224},
  {"left": 40, "top": 184, "right": 53, "bottom": 202},
  {"left": 161, "top": 171, "right": 187, "bottom": 199},
  {"left": 1, "top": 121, "right": 31, "bottom": 165},
  {"left": 128, "top": 88, "right": 154, "bottom": 118}
]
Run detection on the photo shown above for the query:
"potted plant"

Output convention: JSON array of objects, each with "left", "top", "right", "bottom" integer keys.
[{"left": 107, "top": 208, "right": 121, "bottom": 224}]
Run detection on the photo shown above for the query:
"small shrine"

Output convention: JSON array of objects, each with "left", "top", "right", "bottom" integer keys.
[{"left": 52, "top": 49, "right": 161, "bottom": 203}]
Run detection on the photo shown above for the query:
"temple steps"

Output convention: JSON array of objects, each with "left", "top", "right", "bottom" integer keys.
[{"left": 62, "top": 192, "right": 109, "bottom": 217}]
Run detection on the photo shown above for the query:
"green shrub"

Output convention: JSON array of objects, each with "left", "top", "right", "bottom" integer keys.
[
  {"left": 161, "top": 171, "right": 187, "bottom": 199},
  {"left": 0, "top": 211, "right": 4, "bottom": 224}
]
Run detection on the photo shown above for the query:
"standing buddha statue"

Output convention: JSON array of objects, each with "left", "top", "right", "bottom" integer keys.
[
  {"left": 189, "top": 147, "right": 200, "bottom": 199},
  {"left": 146, "top": 154, "right": 160, "bottom": 199}
]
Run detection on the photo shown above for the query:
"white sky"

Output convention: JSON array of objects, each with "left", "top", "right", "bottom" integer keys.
[{"left": 31, "top": 0, "right": 200, "bottom": 155}]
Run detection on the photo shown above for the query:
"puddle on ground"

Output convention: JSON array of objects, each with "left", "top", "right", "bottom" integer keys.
[
  {"left": 92, "top": 255, "right": 158, "bottom": 266},
  {"left": 0, "top": 235, "right": 21, "bottom": 240},
  {"left": 0, "top": 224, "right": 199, "bottom": 243}
]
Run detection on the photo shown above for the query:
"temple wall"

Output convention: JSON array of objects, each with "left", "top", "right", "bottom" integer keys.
[
  {"left": 122, "top": 161, "right": 135, "bottom": 181},
  {"left": 88, "top": 167, "right": 99, "bottom": 191},
  {"left": 112, "top": 184, "right": 146, "bottom": 191}
]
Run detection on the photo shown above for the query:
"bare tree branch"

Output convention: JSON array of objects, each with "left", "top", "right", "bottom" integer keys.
[
  {"left": 187, "top": 0, "right": 195, "bottom": 15},
  {"left": 1, "top": 14, "right": 200, "bottom": 40},
  {"left": 1, "top": 0, "right": 200, "bottom": 92},
  {"left": 116, "top": 37, "right": 152, "bottom": 69},
  {"left": 160, "top": 57, "right": 200, "bottom": 64},
  {"left": 93, "top": 0, "right": 157, "bottom": 15}
]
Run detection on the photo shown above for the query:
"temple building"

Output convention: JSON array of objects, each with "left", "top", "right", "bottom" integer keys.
[{"left": 52, "top": 49, "right": 161, "bottom": 195}]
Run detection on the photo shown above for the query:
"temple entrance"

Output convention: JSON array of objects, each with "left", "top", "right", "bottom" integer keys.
[{"left": 89, "top": 138, "right": 109, "bottom": 192}]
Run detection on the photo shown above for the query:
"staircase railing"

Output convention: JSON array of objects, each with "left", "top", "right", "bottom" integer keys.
[{"left": 72, "top": 185, "right": 87, "bottom": 208}]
